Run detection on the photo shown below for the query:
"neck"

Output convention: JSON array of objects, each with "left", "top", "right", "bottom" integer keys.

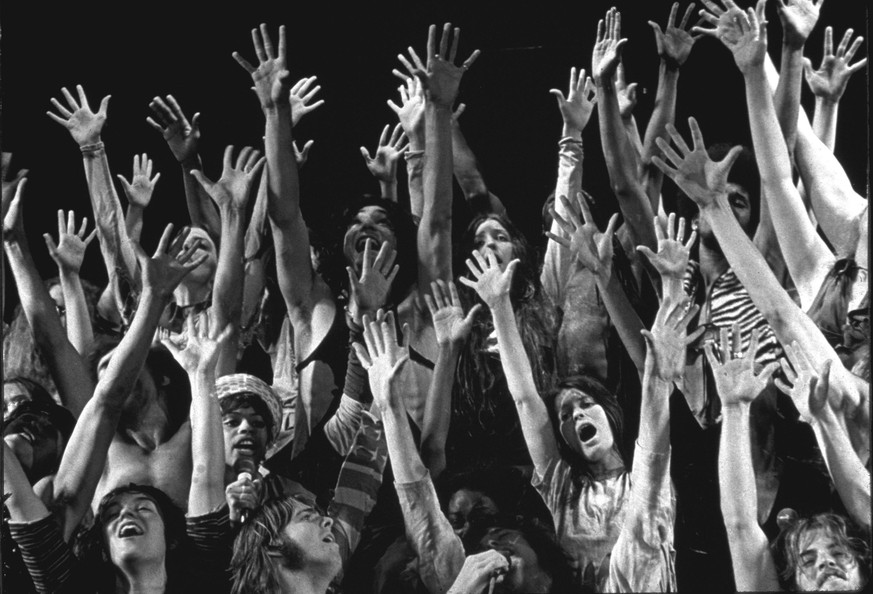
[
  {"left": 588, "top": 448, "right": 625, "bottom": 480},
  {"left": 116, "top": 558, "right": 167, "bottom": 594},
  {"left": 173, "top": 281, "right": 210, "bottom": 308},
  {"left": 698, "top": 242, "right": 729, "bottom": 290},
  {"left": 277, "top": 568, "right": 332, "bottom": 594}
]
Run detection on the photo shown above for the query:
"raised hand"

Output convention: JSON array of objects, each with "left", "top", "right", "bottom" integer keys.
[
  {"left": 694, "top": 0, "right": 746, "bottom": 46},
  {"left": 615, "top": 63, "right": 638, "bottom": 119},
  {"left": 43, "top": 210, "right": 97, "bottom": 274},
  {"left": 458, "top": 249, "right": 518, "bottom": 309},
  {"left": 139, "top": 224, "right": 209, "bottom": 298},
  {"left": 233, "top": 24, "right": 292, "bottom": 110},
  {"left": 412, "top": 23, "right": 480, "bottom": 108},
  {"left": 592, "top": 7, "right": 628, "bottom": 85},
  {"left": 146, "top": 95, "right": 201, "bottom": 165},
  {"left": 353, "top": 310, "right": 410, "bottom": 408},
  {"left": 161, "top": 311, "right": 233, "bottom": 375},
  {"left": 803, "top": 27, "right": 868, "bottom": 103},
  {"left": 777, "top": 0, "right": 823, "bottom": 49},
  {"left": 725, "top": 1, "right": 768, "bottom": 74},
  {"left": 447, "top": 550, "right": 511, "bottom": 594},
  {"left": 546, "top": 193, "right": 619, "bottom": 280},
  {"left": 649, "top": 2, "right": 701, "bottom": 68},
  {"left": 387, "top": 77, "right": 425, "bottom": 142},
  {"left": 346, "top": 239, "right": 400, "bottom": 317},
  {"left": 190, "top": 146, "right": 265, "bottom": 211},
  {"left": 293, "top": 139, "right": 315, "bottom": 168},
  {"left": 1, "top": 153, "right": 29, "bottom": 221},
  {"left": 652, "top": 117, "right": 743, "bottom": 209},
  {"left": 2, "top": 177, "right": 27, "bottom": 242},
  {"left": 289, "top": 76, "right": 324, "bottom": 127},
  {"left": 636, "top": 213, "right": 697, "bottom": 280},
  {"left": 549, "top": 67, "right": 597, "bottom": 134},
  {"left": 643, "top": 297, "right": 704, "bottom": 381},
  {"left": 46, "top": 85, "right": 110, "bottom": 146},
  {"left": 706, "top": 324, "right": 779, "bottom": 407},
  {"left": 360, "top": 123, "right": 409, "bottom": 182},
  {"left": 424, "top": 279, "right": 481, "bottom": 347},
  {"left": 774, "top": 340, "right": 818, "bottom": 422},
  {"left": 117, "top": 153, "right": 161, "bottom": 209}
]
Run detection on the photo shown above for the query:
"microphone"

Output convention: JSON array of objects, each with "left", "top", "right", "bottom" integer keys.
[
  {"left": 488, "top": 552, "right": 512, "bottom": 594},
  {"left": 232, "top": 458, "right": 260, "bottom": 524}
]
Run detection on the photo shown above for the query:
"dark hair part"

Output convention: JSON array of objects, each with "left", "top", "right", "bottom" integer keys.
[
  {"left": 230, "top": 497, "right": 314, "bottom": 594},
  {"left": 73, "top": 484, "right": 188, "bottom": 593},
  {"left": 543, "top": 375, "right": 625, "bottom": 476},
  {"left": 464, "top": 511, "right": 577, "bottom": 594},
  {"left": 319, "top": 195, "right": 418, "bottom": 308},
  {"left": 3, "top": 376, "right": 55, "bottom": 413},
  {"left": 219, "top": 393, "right": 276, "bottom": 443},
  {"left": 454, "top": 213, "right": 557, "bottom": 435},
  {"left": 773, "top": 512, "right": 870, "bottom": 590}
]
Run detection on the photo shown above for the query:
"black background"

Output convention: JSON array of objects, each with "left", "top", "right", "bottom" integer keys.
[{"left": 0, "top": 0, "right": 867, "bottom": 310}]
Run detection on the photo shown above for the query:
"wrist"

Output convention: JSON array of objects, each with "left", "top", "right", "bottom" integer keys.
[
  {"left": 783, "top": 38, "right": 807, "bottom": 52},
  {"left": 181, "top": 156, "right": 202, "bottom": 171},
  {"left": 660, "top": 57, "right": 682, "bottom": 73},
  {"left": 561, "top": 124, "right": 583, "bottom": 140},
  {"left": 815, "top": 95, "right": 840, "bottom": 109},
  {"left": 721, "top": 400, "right": 752, "bottom": 412},
  {"left": 79, "top": 142, "right": 105, "bottom": 156},
  {"left": 59, "top": 268, "right": 82, "bottom": 283}
]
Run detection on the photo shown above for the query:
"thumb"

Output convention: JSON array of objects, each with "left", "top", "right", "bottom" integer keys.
[
  {"left": 116, "top": 174, "right": 132, "bottom": 194},
  {"left": 548, "top": 89, "right": 566, "bottom": 103},
  {"left": 464, "top": 303, "right": 483, "bottom": 325},
  {"left": 453, "top": 103, "right": 466, "bottom": 119},
  {"left": 719, "top": 145, "right": 744, "bottom": 174},
  {"left": 360, "top": 146, "right": 372, "bottom": 161},
  {"left": 801, "top": 57, "right": 814, "bottom": 80},
  {"left": 189, "top": 169, "right": 211, "bottom": 191},
  {"left": 191, "top": 112, "right": 202, "bottom": 130},
  {"left": 99, "top": 95, "right": 111, "bottom": 116},
  {"left": 636, "top": 244, "right": 656, "bottom": 263},
  {"left": 43, "top": 233, "right": 58, "bottom": 255}
]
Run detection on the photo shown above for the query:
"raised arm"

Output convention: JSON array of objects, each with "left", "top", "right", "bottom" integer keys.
[
  {"left": 652, "top": 115, "right": 861, "bottom": 413},
  {"left": 641, "top": 2, "right": 700, "bottom": 209},
  {"left": 117, "top": 153, "right": 161, "bottom": 244},
  {"left": 4, "top": 183, "right": 94, "bottom": 419},
  {"left": 289, "top": 75, "right": 325, "bottom": 128},
  {"left": 360, "top": 123, "right": 409, "bottom": 201},
  {"left": 52, "top": 224, "right": 206, "bottom": 539},
  {"left": 47, "top": 86, "right": 140, "bottom": 316},
  {"left": 547, "top": 194, "right": 648, "bottom": 374},
  {"left": 776, "top": 346, "right": 870, "bottom": 532},
  {"left": 415, "top": 24, "right": 480, "bottom": 286},
  {"left": 421, "top": 280, "right": 480, "bottom": 478},
  {"left": 147, "top": 95, "right": 221, "bottom": 244},
  {"left": 43, "top": 210, "right": 98, "bottom": 356},
  {"left": 450, "top": 104, "right": 507, "bottom": 216},
  {"left": 190, "top": 145, "right": 266, "bottom": 376},
  {"left": 709, "top": 325, "right": 781, "bottom": 592},
  {"left": 459, "top": 252, "right": 559, "bottom": 475},
  {"left": 593, "top": 8, "right": 657, "bottom": 252},
  {"left": 388, "top": 76, "right": 426, "bottom": 218},
  {"left": 803, "top": 27, "right": 867, "bottom": 151}
]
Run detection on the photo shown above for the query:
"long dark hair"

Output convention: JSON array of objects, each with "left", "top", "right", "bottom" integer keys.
[
  {"left": 454, "top": 213, "right": 557, "bottom": 433},
  {"left": 73, "top": 484, "right": 189, "bottom": 593}
]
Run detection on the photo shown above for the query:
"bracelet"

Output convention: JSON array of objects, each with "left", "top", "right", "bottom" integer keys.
[
  {"left": 79, "top": 142, "right": 105, "bottom": 153},
  {"left": 404, "top": 150, "right": 424, "bottom": 161}
]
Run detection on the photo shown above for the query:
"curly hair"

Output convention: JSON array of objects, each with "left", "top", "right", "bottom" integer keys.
[
  {"left": 454, "top": 213, "right": 557, "bottom": 438},
  {"left": 773, "top": 512, "right": 870, "bottom": 591},
  {"left": 72, "top": 484, "right": 189, "bottom": 593}
]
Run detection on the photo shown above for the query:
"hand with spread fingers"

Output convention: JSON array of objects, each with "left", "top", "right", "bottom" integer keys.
[
  {"left": 643, "top": 297, "right": 704, "bottom": 381},
  {"left": 360, "top": 123, "right": 409, "bottom": 183},
  {"left": 592, "top": 7, "right": 628, "bottom": 85},
  {"left": 387, "top": 77, "right": 426, "bottom": 147},
  {"left": 346, "top": 239, "right": 400, "bottom": 320},
  {"left": 803, "top": 27, "right": 868, "bottom": 103},
  {"left": 233, "top": 23, "right": 292, "bottom": 111},
  {"left": 289, "top": 75, "right": 325, "bottom": 127},
  {"left": 706, "top": 324, "right": 780, "bottom": 407},
  {"left": 117, "top": 153, "right": 161, "bottom": 209},
  {"left": 161, "top": 311, "right": 233, "bottom": 376},
  {"left": 353, "top": 309, "right": 410, "bottom": 410},
  {"left": 44, "top": 210, "right": 97, "bottom": 275},
  {"left": 190, "top": 146, "right": 265, "bottom": 212},
  {"left": 651, "top": 117, "right": 743, "bottom": 209},
  {"left": 411, "top": 23, "right": 480, "bottom": 108},
  {"left": 424, "top": 279, "right": 481, "bottom": 347},
  {"left": 777, "top": 0, "right": 823, "bottom": 50},
  {"left": 614, "top": 63, "right": 638, "bottom": 119},
  {"left": 636, "top": 213, "right": 697, "bottom": 280},
  {"left": 2, "top": 153, "right": 29, "bottom": 220},
  {"left": 546, "top": 193, "right": 619, "bottom": 280},
  {"left": 139, "top": 224, "right": 210, "bottom": 298},
  {"left": 2, "top": 177, "right": 28, "bottom": 243},
  {"left": 46, "top": 85, "right": 111, "bottom": 147},
  {"left": 458, "top": 249, "right": 518, "bottom": 310},
  {"left": 649, "top": 2, "right": 702, "bottom": 69},
  {"left": 293, "top": 139, "right": 314, "bottom": 168},
  {"left": 147, "top": 95, "right": 202, "bottom": 165},
  {"left": 549, "top": 67, "right": 597, "bottom": 136}
]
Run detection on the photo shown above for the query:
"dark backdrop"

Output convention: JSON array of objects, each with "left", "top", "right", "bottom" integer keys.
[{"left": 1, "top": 0, "right": 868, "bottom": 310}]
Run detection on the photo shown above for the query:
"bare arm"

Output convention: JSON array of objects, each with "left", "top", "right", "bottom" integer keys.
[
  {"left": 388, "top": 76, "right": 426, "bottom": 218},
  {"left": 460, "top": 253, "right": 559, "bottom": 475},
  {"left": 360, "top": 123, "right": 409, "bottom": 202},
  {"left": 117, "top": 153, "right": 161, "bottom": 244},
  {"left": 450, "top": 106, "right": 506, "bottom": 215}
]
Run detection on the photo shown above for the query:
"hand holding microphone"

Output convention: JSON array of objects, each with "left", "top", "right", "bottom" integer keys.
[
  {"left": 447, "top": 549, "right": 512, "bottom": 594},
  {"left": 227, "top": 458, "right": 263, "bottom": 525}
]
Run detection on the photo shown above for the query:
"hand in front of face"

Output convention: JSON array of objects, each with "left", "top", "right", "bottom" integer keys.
[
  {"left": 447, "top": 550, "right": 511, "bottom": 594},
  {"left": 706, "top": 324, "right": 779, "bottom": 408},
  {"left": 346, "top": 239, "right": 399, "bottom": 321},
  {"left": 424, "top": 279, "right": 481, "bottom": 347},
  {"left": 138, "top": 224, "right": 209, "bottom": 299},
  {"left": 459, "top": 249, "right": 518, "bottom": 310}
]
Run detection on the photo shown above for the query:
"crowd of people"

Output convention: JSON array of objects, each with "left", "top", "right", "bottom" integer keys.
[{"left": 1, "top": 0, "right": 869, "bottom": 592}]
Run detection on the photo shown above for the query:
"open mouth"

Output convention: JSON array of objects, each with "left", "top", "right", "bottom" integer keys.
[
  {"left": 578, "top": 424, "right": 597, "bottom": 443},
  {"left": 323, "top": 532, "right": 336, "bottom": 544},
  {"left": 118, "top": 522, "right": 144, "bottom": 538},
  {"left": 355, "top": 234, "right": 380, "bottom": 253},
  {"left": 234, "top": 438, "right": 258, "bottom": 455}
]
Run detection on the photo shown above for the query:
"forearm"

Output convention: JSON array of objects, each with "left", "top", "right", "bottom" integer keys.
[
  {"left": 59, "top": 270, "right": 94, "bottom": 354},
  {"left": 212, "top": 206, "right": 246, "bottom": 376},
  {"left": 189, "top": 368, "right": 225, "bottom": 515},
  {"left": 451, "top": 125, "right": 502, "bottom": 214},
  {"left": 405, "top": 152, "right": 425, "bottom": 220},
  {"left": 81, "top": 146, "right": 139, "bottom": 288},
  {"left": 4, "top": 442, "right": 51, "bottom": 522},
  {"left": 641, "top": 63, "right": 679, "bottom": 209},
  {"left": 420, "top": 342, "right": 461, "bottom": 479},
  {"left": 124, "top": 204, "right": 145, "bottom": 243},
  {"left": 379, "top": 179, "right": 398, "bottom": 202},
  {"left": 594, "top": 272, "right": 646, "bottom": 375},
  {"left": 182, "top": 159, "right": 221, "bottom": 243},
  {"left": 4, "top": 241, "right": 94, "bottom": 417},
  {"left": 812, "top": 408, "right": 871, "bottom": 532},
  {"left": 384, "top": 395, "right": 428, "bottom": 484},
  {"left": 419, "top": 102, "right": 454, "bottom": 285},
  {"left": 773, "top": 42, "right": 805, "bottom": 156},
  {"left": 638, "top": 368, "right": 671, "bottom": 456},
  {"left": 812, "top": 97, "right": 839, "bottom": 151}
]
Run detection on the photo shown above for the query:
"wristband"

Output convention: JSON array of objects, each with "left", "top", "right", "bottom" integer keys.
[
  {"left": 79, "top": 142, "right": 105, "bottom": 153},
  {"left": 404, "top": 150, "right": 425, "bottom": 161}
]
